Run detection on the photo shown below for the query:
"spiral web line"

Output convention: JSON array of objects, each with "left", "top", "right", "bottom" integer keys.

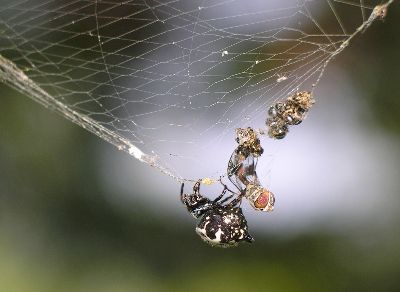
[{"left": 0, "top": 0, "right": 394, "bottom": 182}]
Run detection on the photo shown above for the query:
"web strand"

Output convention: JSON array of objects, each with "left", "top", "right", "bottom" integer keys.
[{"left": 0, "top": 0, "right": 394, "bottom": 182}]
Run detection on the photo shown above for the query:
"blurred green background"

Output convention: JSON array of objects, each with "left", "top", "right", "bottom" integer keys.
[{"left": 1, "top": 3, "right": 400, "bottom": 292}]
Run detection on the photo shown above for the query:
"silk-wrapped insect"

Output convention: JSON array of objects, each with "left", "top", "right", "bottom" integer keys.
[{"left": 266, "top": 91, "right": 314, "bottom": 139}]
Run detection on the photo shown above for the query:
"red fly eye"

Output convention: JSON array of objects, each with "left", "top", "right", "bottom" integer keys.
[{"left": 254, "top": 190, "right": 270, "bottom": 209}]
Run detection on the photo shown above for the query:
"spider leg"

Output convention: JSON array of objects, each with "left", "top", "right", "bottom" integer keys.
[
  {"left": 218, "top": 194, "right": 235, "bottom": 205},
  {"left": 213, "top": 179, "right": 238, "bottom": 204},
  {"left": 224, "top": 191, "right": 245, "bottom": 209},
  {"left": 212, "top": 186, "right": 227, "bottom": 203},
  {"left": 193, "top": 180, "right": 201, "bottom": 194},
  {"left": 219, "top": 178, "right": 239, "bottom": 195},
  {"left": 214, "top": 178, "right": 243, "bottom": 207},
  {"left": 228, "top": 175, "right": 243, "bottom": 192},
  {"left": 180, "top": 183, "right": 184, "bottom": 197},
  {"left": 213, "top": 181, "right": 230, "bottom": 204}
]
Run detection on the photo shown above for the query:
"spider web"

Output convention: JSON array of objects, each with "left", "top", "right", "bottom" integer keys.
[{"left": 0, "top": 0, "right": 394, "bottom": 182}]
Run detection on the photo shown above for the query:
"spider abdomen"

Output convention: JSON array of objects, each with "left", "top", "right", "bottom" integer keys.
[{"left": 196, "top": 207, "right": 253, "bottom": 248}]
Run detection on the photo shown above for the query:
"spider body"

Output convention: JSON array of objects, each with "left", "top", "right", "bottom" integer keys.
[
  {"left": 180, "top": 182, "right": 213, "bottom": 218},
  {"left": 180, "top": 181, "right": 253, "bottom": 247},
  {"left": 196, "top": 207, "right": 253, "bottom": 248}
]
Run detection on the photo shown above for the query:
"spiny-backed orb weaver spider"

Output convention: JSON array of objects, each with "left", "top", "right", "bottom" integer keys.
[{"left": 180, "top": 180, "right": 253, "bottom": 248}]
